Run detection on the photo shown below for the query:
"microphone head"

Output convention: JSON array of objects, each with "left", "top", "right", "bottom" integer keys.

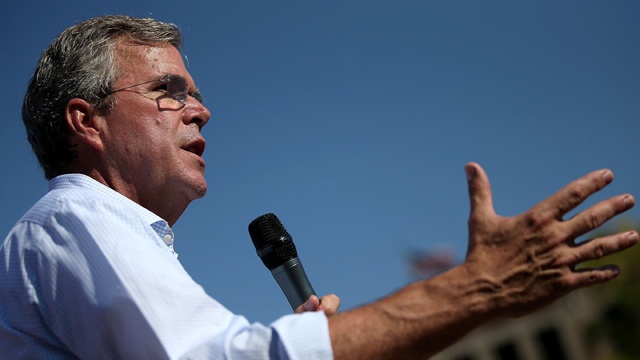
[{"left": 248, "top": 213, "right": 298, "bottom": 270}]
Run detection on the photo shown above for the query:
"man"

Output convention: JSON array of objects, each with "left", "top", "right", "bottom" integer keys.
[
  {"left": 1, "top": 14, "right": 636, "bottom": 360},
  {"left": 2, "top": 15, "right": 337, "bottom": 359}
]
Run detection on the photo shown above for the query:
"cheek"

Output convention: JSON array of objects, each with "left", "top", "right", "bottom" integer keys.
[
  {"left": 121, "top": 118, "right": 174, "bottom": 150},
  {"left": 104, "top": 109, "right": 180, "bottom": 163},
  {"left": 108, "top": 128, "right": 170, "bottom": 169}
]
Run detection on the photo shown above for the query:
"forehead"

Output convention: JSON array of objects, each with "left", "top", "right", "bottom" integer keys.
[{"left": 113, "top": 41, "right": 189, "bottom": 84}]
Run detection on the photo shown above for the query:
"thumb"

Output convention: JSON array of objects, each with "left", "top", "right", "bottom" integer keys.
[
  {"left": 294, "top": 295, "right": 320, "bottom": 314},
  {"left": 465, "top": 162, "right": 495, "bottom": 220}
]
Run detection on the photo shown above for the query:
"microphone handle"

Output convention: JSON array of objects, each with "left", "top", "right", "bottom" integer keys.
[{"left": 271, "top": 257, "right": 316, "bottom": 310}]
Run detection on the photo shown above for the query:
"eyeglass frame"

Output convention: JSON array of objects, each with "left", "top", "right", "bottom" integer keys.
[{"left": 101, "top": 74, "right": 203, "bottom": 108}]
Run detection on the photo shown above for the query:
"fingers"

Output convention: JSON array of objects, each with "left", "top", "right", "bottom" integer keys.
[
  {"left": 295, "top": 294, "right": 341, "bottom": 316},
  {"left": 543, "top": 169, "right": 614, "bottom": 219},
  {"left": 563, "top": 194, "right": 635, "bottom": 238},
  {"left": 462, "top": 164, "right": 636, "bottom": 317},
  {"left": 556, "top": 231, "right": 639, "bottom": 267},
  {"left": 318, "top": 294, "right": 341, "bottom": 316},
  {"left": 522, "top": 169, "right": 632, "bottom": 242},
  {"left": 465, "top": 162, "right": 495, "bottom": 222},
  {"left": 295, "top": 295, "right": 320, "bottom": 314},
  {"left": 563, "top": 264, "right": 624, "bottom": 290}
]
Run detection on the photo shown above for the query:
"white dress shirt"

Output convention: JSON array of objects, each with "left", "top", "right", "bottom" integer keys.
[{"left": 0, "top": 174, "right": 333, "bottom": 359}]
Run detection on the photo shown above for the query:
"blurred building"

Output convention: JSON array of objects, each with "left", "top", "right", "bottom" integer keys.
[{"left": 431, "top": 290, "right": 607, "bottom": 360}]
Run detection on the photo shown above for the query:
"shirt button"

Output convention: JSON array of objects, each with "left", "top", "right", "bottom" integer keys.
[{"left": 163, "top": 234, "right": 173, "bottom": 245}]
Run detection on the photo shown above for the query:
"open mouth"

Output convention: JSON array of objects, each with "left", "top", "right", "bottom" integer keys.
[{"left": 182, "top": 138, "right": 206, "bottom": 157}]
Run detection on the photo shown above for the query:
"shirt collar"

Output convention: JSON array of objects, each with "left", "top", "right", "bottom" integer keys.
[{"left": 49, "top": 173, "right": 177, "bottom": 255}]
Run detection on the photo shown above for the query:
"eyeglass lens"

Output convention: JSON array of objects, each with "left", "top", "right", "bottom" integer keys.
[
  {"left": 157, "top": 75, "right": 203, "bottom": 109},
  {"left": 166, "top": 76, "right": 188, "bottom": 103}
]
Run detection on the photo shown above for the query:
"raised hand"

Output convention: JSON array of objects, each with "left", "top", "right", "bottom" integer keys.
[{"left": 462, "top": 162, "right": 638, "bottom": 317}]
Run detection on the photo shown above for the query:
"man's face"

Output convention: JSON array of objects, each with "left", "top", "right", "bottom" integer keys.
[{"left": 99, "top": 42, "right": 211, "bottom": 223}]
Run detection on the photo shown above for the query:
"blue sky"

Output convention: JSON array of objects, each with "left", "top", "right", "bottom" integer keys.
[{"left": 1, "top": 1, "right": 639, "bottom": 325}]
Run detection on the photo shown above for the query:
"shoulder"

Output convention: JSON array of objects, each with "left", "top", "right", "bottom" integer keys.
[
  {"left": 22, "top": 174, "right": 159, "bottom": 227},
  {"left": 6, "top": 174, "right": 160, "bottom": 251}
]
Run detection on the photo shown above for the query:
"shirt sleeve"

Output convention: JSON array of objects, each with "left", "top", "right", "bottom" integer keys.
[{"left": 9, "top": 196, "right": 333, "bottom": 360}]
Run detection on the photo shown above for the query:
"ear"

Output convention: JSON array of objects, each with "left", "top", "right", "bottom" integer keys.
[{"left": 65, "top": 98, "right": 105, "bottom": 152}]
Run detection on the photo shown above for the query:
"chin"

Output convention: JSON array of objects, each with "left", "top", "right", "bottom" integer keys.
[
  {"left": 195, "top": 184, "right": 207, "bottom": 198},
  {"left": 191, "top": 176, "right": 208, "bottom": 198},
  {"left": 177, "top": 170, "right": 207, "bottom": 200}
]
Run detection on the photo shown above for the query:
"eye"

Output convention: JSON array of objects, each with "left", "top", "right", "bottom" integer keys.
[
  {"left": 191, "top": 91, "right": 204, "bottom": 104},
  {"left": 155, "top": 82, "right": 169, "bottom": 92},
  {"left": 172, "top": 92, "right": 188, "bottom": 103}
]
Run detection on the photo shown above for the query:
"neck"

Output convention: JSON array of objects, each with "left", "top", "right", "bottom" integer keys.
[{"left": 84, "top": 169, "right": 189, "bottom": 226}]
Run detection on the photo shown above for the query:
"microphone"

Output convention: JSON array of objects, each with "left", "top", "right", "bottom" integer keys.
[{"left": 248, "top": 213, "right": 316, "bottom": 310}]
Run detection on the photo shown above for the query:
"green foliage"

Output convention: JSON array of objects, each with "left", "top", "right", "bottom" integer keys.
[{"left": 583, "top": 219, "right": 640, "bottom": 360}]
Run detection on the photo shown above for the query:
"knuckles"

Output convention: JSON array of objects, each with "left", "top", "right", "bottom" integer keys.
[{"left": 522, "top": 209, "right": 555, "bottom": 232}]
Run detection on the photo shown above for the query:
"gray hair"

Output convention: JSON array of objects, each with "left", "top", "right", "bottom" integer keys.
[{"left": 22, "top": 15, "right": 183, "bottom": 180}]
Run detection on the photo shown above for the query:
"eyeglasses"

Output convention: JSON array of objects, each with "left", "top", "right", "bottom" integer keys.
[{"left": 103, "top": 74, "right": 203, "bottom": 110}]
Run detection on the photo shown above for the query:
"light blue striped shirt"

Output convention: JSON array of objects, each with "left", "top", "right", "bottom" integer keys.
[{"left": 0, "top": 174, "right": 332, "bottom": 359}]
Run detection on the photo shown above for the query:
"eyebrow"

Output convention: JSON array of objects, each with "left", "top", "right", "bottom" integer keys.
[
  {"left": 166, "top": 73, "right": 200, "bottom": 92},
  {"left": 166, "top": 73, "right": 204, "bottom": 103}
]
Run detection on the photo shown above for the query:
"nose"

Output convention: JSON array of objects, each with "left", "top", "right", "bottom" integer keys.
[{"left": 183, "top": 96, "right": 211, "bottom": 130}]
